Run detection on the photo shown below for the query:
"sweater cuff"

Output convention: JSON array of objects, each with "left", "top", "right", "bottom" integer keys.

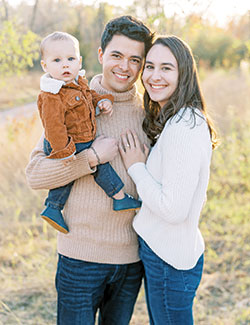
[
  {"left": 128, "top": 162, "right": 147, "bottom": 185},
  {"left": 97, "top": 98, "right": 112, "bottom": 105},
  {"left": 73, "top": 149, "right": 97, "bottom": 174}
]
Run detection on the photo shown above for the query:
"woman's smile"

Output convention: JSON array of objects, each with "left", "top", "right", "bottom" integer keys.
[{"left": 142, "top": 43, "right": 178, "bottom": 107}]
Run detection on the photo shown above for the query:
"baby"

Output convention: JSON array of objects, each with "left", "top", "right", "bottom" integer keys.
[{"left": 38, "top": 31, "right": 141, "bottom": 234}]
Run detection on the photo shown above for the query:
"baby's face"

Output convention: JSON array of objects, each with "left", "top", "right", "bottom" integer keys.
[{"left": 41, "top": 39, "right": 82, "bottom": 83}]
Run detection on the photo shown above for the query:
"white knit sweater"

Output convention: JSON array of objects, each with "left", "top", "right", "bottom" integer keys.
[{"left": 129, "top": 107, "right": 212, "bottom": 270}]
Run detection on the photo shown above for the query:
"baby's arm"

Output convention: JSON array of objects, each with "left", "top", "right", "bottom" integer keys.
[
  {"left": 38, "top": 93, "right": 75, "bottom": 159},
  {"left": 98, "top": 99, "right": 113, "bottom": 117},
  {"left": 89, "top": 88, "right": 114, "bottom": 117}
]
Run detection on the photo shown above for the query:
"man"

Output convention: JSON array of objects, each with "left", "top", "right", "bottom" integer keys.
[{"left": 26, "top": 16, "right": 154, "bottom": 325}]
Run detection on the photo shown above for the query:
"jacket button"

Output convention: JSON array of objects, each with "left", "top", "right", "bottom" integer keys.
[{"left": 75, "top": 96, "right": 80, "bottom": 101}]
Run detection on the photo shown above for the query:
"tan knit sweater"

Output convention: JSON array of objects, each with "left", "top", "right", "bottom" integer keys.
[{"left": 25, "top": 74, "right": 149, "bottom": 264}]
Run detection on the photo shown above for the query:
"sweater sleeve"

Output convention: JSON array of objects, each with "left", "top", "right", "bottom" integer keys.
[
  {"left": 25, "top": 134, "right": 97, "bottom": 190},
  {"left": 128, "top": 120, "right": 207, "bottom": 224}
]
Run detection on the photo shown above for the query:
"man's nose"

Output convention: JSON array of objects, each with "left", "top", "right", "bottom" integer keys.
[{"left": 119, "top": 59, "right": 129, "bottom": 71}]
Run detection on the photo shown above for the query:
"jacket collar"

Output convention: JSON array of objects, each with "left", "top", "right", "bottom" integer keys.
[{"left": 40, "top": 69, "right": 86, "bottom": 94}]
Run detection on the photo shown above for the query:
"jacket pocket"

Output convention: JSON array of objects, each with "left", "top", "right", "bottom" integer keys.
[
  {"left": 67, "top": 93, "right": 84, "bottom": 109},
  {"left": 66, "top": 92, "right": 90, "bottom": 123}
]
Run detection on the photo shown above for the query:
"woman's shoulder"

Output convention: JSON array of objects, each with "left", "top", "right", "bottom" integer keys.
[
  {"left": 159, "top": 107, "right": 210, "bottom": 146},
  {"left": 174, "top": 107, "right": 205, "bottom": 124},
  {"left": 166, "top": 107, "right": 207, "bottom": 132}
]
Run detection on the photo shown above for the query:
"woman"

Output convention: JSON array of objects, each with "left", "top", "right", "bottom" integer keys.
[{"left": 119, "top": 36, "right": 218, "bottom": 324}]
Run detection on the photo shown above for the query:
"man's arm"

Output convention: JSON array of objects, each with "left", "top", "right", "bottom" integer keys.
[{"left": 25, "top": 134, "right": 119, "bottom": 190}]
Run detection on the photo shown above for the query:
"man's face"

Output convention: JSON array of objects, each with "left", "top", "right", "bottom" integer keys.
[{"left": 98, "top": 34, "right": 145, "bottom": 93}]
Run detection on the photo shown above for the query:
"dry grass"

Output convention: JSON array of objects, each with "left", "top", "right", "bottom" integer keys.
[
  {"left": 0, "top": 71, "right": 41, "bottom": 111},
  {"left": 0, "top": 67, "right": 249, "bottom": 324},
  {"left": 202, "top": 66, "right": 250, "bottom": 135}
]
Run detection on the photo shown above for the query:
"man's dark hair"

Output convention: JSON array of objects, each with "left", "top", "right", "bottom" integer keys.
[{"left": 101, "top": 15, "right": 154, "bottom": 54}]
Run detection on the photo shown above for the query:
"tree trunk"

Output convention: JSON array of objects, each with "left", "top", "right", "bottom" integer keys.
[
  {"left": 2, "top": 0, "right": 8, "bottom": 20},
  {"left": 30, "top": 0, "right": 39, "bottom": 31}
]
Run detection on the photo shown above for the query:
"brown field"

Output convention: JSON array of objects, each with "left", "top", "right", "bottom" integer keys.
[{"left": 0, "top": 67, "right": 249, "bottom": 324}]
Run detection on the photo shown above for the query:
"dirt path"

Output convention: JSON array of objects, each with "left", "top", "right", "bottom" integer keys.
[{"left": 0, "top": 102, "right": 37, "bottom": 125}]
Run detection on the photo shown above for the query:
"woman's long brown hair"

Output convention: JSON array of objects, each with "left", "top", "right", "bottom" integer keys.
[{"left": 142, "top": 36, "right": 218, "bottom": 149}]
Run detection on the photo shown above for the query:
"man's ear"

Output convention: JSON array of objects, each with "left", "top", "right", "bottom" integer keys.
[
  {"left": 40, "top": 60, "right": 47, "bottom": 73},
  {"left": 98, "top": 47, "right": 103, "bottom": 64}
]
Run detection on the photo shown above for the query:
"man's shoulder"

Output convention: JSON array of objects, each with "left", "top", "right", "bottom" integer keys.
[{"left": 89, "top": 74, "right": 102, "bottom": 90}]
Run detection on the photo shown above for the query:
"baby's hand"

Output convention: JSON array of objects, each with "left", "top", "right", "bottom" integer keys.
[
  {"left": 98, "top": 100, "right": 113, "bottom": 117},
  {"left": 62, "top": 155, "right": 76, "bottom": 166}
]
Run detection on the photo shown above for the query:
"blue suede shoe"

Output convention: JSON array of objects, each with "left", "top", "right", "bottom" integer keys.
[
  {"left": 113, "top": 193, "right": 142, "bottom": 211},
  {"left": 41, "top": 206, "right": 69, "bottom": 234}
]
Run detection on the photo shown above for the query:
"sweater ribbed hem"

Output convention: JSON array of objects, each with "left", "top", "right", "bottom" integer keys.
[{"left": 57, "top": 236, "right": 140, "bottom": 264}]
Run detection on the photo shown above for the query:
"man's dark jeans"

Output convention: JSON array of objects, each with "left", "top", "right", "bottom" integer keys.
[
  {"left": 55, "top": 254, "right": 143, "bottom": 325},
  {"left": 44, "top": 138, "right": 124, "bottom": 210}
]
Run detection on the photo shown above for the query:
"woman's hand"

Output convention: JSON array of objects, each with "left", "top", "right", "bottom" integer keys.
[{"left": 119, "top": 130, "right": 149, "bottom": 170}]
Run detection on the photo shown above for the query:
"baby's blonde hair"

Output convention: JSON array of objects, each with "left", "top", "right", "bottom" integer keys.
[{"left": 40, "top": 31, "right": 80, "bottom": 58}]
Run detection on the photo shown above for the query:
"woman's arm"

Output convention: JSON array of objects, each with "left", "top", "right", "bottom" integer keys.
[
  {"left": 120, "top": 121, "right": 210, "bottom": 224},
  {"left": 26, "top": 134, "right": 119, "bottom": 190}
]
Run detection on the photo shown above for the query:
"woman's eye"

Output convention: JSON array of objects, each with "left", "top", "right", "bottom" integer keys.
[{"left": 163, "top": 67, "right": 170, "bottom": 71}]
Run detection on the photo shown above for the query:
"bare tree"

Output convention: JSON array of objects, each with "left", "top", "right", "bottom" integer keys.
[
  {"left": 30, "top": 0, "right": 39, "bottom": 31},
  {"left": 1, "top": 0, "right": 9, "bottom": 20}
]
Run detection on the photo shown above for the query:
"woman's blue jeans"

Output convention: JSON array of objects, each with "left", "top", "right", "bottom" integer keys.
[
  {"left": 55, "top": 254, "right": 143, "bottom": 325},
  {"left": 44, "top": 139, "right": 124, "bottom": 210},
  {"left": 139, "top": 237, "right": 204, "bottom": 325}
]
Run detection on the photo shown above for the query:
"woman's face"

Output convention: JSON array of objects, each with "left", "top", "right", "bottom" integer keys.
[{"left": 142, "top": 44, "right": 179, "bottom": 108}]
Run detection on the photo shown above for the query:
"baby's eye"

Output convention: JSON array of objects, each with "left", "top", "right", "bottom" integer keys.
[
  {"left": 54, "top": 58, "right": 60, "bottom": 62},
  {"left": 68, "top": 57, "right": 75, "bottom": 61}
]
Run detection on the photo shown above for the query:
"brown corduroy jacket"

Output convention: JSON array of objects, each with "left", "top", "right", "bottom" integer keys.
[{"left": 37, "top": 73, "right": 114, "bottom": 159}]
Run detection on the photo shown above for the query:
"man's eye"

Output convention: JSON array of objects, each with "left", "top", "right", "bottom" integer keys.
[
  {"left": 131, "top": 59, "right": 140, "bottom": 64},
  {"left": 112, "top": 54, "right": 120, "bottom": 59},
  {"left": 145, "top": 64, "right": 153, "bottom": 69},
  {"left": 68, "top": 57, "right": 75, "bottom": 61}
]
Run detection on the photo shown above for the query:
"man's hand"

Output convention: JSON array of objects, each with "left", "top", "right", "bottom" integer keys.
[
  {"left": 98, "top": 100, "right": 113, "bottom": 117},
  {"left": 87, "top": 135, "right": 118, "bottom": 167}
]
